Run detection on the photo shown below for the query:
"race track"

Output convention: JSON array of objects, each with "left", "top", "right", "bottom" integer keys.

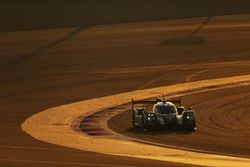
[
  {"left": 1, "top": 12, "right": 250, "bottom": 167},
  {"left": 22, "top": 75, "right": 250, "bottom": 167},
  {"left": 109, "top": 85, "right": 250, "bottom": 157}
]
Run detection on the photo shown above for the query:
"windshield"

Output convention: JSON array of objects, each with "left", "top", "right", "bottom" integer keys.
[{"left": 155, "top": 105, "right": 177, "bottom": 114}]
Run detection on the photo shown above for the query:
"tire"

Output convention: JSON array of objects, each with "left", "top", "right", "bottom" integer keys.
[
  {"left": 186, "top": 122, "right": 196, "bottom": 131},
  {"left": 142, "top": 113, "right": 148, "bottom": 130},
  {"left": 133, "top": 123, "right": 138, "bottom": 128},
  {"left": 132, "top": 110, "right": 138, "bottom": 128}
]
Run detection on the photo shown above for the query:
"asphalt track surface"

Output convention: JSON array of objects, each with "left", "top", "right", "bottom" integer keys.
[
  {"left": 22, "top": 75, "right": 250, "bottom": 167},
  {"left": 109, "top": 85, "right": 250, "bottom": 157},
  {"left": 1, "top": 1, "right": 250, "bottom": 31},
  {"left": 1, "top": 12, "right": 250, "bottom": 167}
]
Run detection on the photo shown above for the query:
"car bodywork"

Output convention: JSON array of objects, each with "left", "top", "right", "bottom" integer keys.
[{"left": 132, "top": 98, "right": 196, "bottom": 130}]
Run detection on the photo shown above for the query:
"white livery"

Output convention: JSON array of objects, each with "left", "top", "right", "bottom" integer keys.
[{"left": 132, "top": 98, "right": 196, "bottom": 130}]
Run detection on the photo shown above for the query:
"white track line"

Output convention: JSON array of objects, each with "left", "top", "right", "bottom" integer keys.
[{"left": 22, "top": 75, "right": 250, "bottom": 167}]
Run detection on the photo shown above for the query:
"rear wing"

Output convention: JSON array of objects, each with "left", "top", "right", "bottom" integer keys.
[{"left": 132, "top": 98, "right": 181, "bottom": 109}]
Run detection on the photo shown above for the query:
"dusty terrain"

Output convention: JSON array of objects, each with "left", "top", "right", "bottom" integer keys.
[{"left": 1, "top": 2, "right": 250, "bottom": 166}]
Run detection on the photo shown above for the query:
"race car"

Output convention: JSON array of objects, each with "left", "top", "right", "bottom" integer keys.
[{"left": 132, "top": 98, "right": 196, "bottom": 130}]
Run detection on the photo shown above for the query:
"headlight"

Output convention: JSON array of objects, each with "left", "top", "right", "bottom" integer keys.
[
  {"left": 186, "top": 115, "right": 194, "bottom": 120},
  {"left": 146, "top": 113, "right": 155, "bottom": 121},
  {"left": 147, "top": 113, "right": 154, "bottom": 117}
]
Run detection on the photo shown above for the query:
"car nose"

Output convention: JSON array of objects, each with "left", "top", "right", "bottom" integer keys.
[{"left": 164, "top": 116, "right": 175, "bottom": 122}]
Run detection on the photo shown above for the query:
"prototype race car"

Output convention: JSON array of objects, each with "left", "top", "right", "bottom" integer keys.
[{"left": 132, "top": 98, "right": 196, "bottom": 130}]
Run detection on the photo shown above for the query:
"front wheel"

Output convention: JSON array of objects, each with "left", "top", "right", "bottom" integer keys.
[
  {"left": 185, "top": 122, "right": 196, "bottom": 131},
  {"left": 142, "top": 113, "right": 149, "bottom": 130},
  {"left": 132, "top": 110, "right": 138, "bottom": 128}
]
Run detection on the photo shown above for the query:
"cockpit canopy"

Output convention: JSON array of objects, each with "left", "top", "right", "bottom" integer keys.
[{"left": 153, "top": 102, "right": 177, "bottom": 114}]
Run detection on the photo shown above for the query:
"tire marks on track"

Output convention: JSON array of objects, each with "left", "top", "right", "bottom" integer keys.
[
  {"left": 78, "top": 106, "right": 129, "bottom": 136},
  {"left": 185, "top": 69, "right": 212, "bottom": 82}
]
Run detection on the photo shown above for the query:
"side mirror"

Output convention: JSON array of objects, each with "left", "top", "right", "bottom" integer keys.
[
  {"left": 188, "top": 107, "right": 193, "bottom": 110},
  {"left": 177, "top": 107, "right": 184, "bottom": 115}
]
